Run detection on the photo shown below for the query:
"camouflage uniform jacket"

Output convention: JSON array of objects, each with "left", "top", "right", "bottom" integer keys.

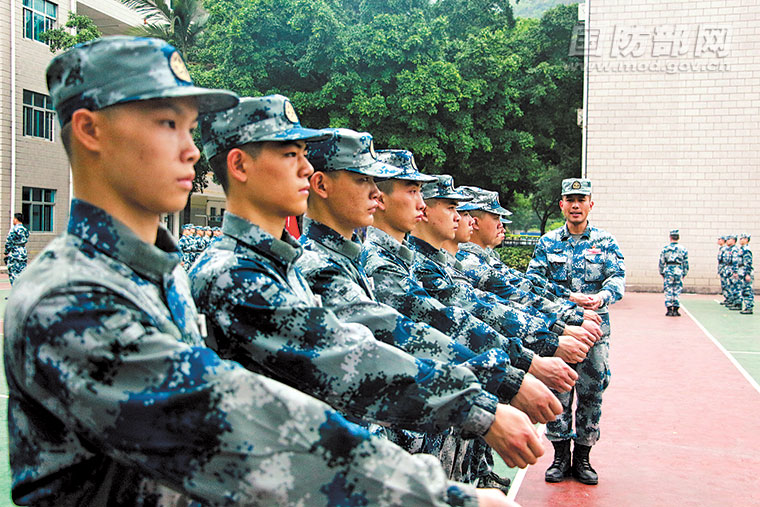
[
  {"left": 297, "top": 217, "right": 524, "bottom": 403},
  {"left": 407, "top": 236, "right": 559, "bottom": 359},
  {"left": 527, "top": 222, "right": 626, "bottom": 314},
  {"left": 456, "top": 243, "right": 584, "bottom": 326},
  {"left": 727, "top": 245, "right": 740, "bottom": 276},
  {"left": 4, "top": 223, "right": 29, "bottom": 262},
  {"left": 190, "top": 213, "right": 498, "bottom": 436},
  {"left": 361, "top": 227, "right": 530, "bottom": 385},
  {"left": 441, "top": 249, "right": 567, "bottom": 335},
  {"left": 658, "top": 242, "right": 689, "bottom": 277},
  {"left": 718, "top": 245, "right": 729, "bottom": 274},
  {"left": 177, "top": 234, "right": 196, "bottom": 268},
  {"left": 738, "top": 245, "right": 753, "bottom": 277},
  {"left": 4, "top": 200, "right": 478, "bottom": 507}
]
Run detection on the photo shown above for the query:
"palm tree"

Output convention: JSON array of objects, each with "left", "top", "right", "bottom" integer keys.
[{"left": 120, "top": 0, "right": 208, "bottom": 58}]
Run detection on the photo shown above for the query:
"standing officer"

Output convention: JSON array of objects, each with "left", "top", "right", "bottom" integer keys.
[
  {"left": 527, "top": 178, "right": 626, "bottom": 486},
  {"left": 738, "top": 234, "right": 753, "bottom": 314},
  {"left": 4, "top": 213, "right": 29, "bottom": 285},
  {"left": 5, "top": 36, "right": 492, "bottom": 507},
  {"left": 659, "top": 229, "right": 689, "bottom": 316}
]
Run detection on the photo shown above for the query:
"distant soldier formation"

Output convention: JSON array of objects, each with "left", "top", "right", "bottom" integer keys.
[
  {"left": 717, "top": 234, "right": 754, "bottom": 314},
  {"left": 178, "top": 224, "right": 222, "bottom": 269}
]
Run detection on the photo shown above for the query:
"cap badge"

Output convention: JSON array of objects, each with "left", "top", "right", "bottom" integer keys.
[
  {"left": 284, "top": 100, "right": 299, "bottom": 123},
  {"left": 572, "top": 181, "right": 581, "bottom": 190},
  {"left": 169, "top": 51, "right": 192, "bottom": 83}
]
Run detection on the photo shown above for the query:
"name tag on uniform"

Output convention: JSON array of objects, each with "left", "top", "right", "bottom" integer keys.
[
  {"left": 197, "top": 313, "right": 208, "bottom": 338},
  {"left": 312, "top": 294, "right": 323, "bottom": 307},
  {"left": 585, "top": 248, "right": 602, "bottom": 255}
]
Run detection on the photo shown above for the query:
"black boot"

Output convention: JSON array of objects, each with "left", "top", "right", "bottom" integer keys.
[
  {"left": 673, "top": 307, "right": 681, "bottom": 317},
  {"left": 665, "top": 306, "right": 673, "bottom": 316},
  {"left": 572, "top": 443, "right": 598, "bottom": 485},
  {"left": 545, "top": 440, "right": 571, "bottom": 483}
]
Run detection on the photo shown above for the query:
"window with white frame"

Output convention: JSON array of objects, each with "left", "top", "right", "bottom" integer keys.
[
  {"left": 22, "top": 187, "right": 56, "bottom": 232},
  {"left": 23, "top": 90, "right": 56, "bottom": 141},
  {"left": 22, "top": 0, "right": 57, "bottom": 43}
]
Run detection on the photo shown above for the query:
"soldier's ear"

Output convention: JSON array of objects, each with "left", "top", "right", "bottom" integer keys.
[
  {"left": 376, "top": 191, "right": 387, "bottom": 211},
  {"left": 309, "top": 171, "right": 330, "bottom": 199},
  {"left": 227, "top": 148, "right": 249, "bottom": 184},
  {"left": 471, "top": 216, "right": 481, "bottom": 231},
  {"left": 70, "top": 109, "right": 102, "bottom": 154}
]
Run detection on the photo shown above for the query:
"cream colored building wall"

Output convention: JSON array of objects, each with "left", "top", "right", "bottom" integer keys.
[{"left": 585, "top": 0, "right": 760, "bottom": 293}]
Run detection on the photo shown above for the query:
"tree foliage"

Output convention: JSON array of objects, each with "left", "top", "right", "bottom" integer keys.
[
  {"left": 120, "top": 0, "right": 209, "bottom": 58},
  {"left": 190, "top": 0, "right": 582, "bottom": 215},
  {"left": 40, "top": 12, "right": 102, "bottom": 53}
]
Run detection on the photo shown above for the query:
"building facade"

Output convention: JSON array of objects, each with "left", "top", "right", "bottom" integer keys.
[{"left": 582, "top": 0, "right": 760, "bottom": 292}]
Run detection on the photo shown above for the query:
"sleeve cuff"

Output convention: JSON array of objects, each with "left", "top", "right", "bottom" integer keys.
[{"left": 460, "top": 391, "right": 498, "bottom": 438}]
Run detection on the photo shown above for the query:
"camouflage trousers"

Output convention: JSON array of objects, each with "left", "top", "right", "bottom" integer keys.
[
  {"left": 7, "top": 259, "right": 26, "bottom": 285},
  {"left": 385, "top": 428, "right": 480, "bottom": 484},
  {"left": 719, "top": 267, "right": 729, "bottom": 299},
  {"left": 740, "top": 274, "right": 754, "bottom": 310},
  {"left": 662, "top": 274, "right": 683, "bottom": 307},
  {"left": 726, "top": 273, "right": 742, "bottom": 305},
  {"left": 546, "top": 314, "right": 611, "bottom": 446}
]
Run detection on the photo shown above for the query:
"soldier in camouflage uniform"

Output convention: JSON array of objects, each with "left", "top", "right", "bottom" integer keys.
[
  {"left": 658, "top": 229, "right": 689, "bottom": 316},
  {"left": 717, "top": 235, "right": 727, "bottom": 303},
  {"left": 527, "top": 178, "right": 625, "bottom": 486},
  {"left": 4, "top": 213, "right": 29, "bottom": 285},
  {"left": 297, "top": 136, "right": 565, "bottom": 481},
  {"left": 190, "top": 97, "right": 545, "bottom": 499},
  {"left": 738, "top": 234, "right": 753, "bottom": 314},
  {"left": 725, "top": 234, "right": 742, "bottom": 310},
  {"left": 4, "top": 36, "right": 507, "bottom": 507},
  {"left": 177, "top": 223, "right": 197, "bottom": 270}
]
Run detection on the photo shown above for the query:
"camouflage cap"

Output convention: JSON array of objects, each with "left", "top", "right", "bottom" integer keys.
[
  {"left": 500, "top": 216, "right": 513, "bottom": 225},
  {"left": 46, "top": 36, "right": 239, "bottom": 127},
  {"left": 200, "top": 95, "right": 329, "bottom": 160},
  {"left": 561, "top": 178, "right": 592, "bottom": 196},
  {"left": 740, "top": 233, "right": 751, "bottom": 240},
  {"left": 181, "top": 224, "right": 195, "bottom": 231},
  {"left": 456, "top": 186, "right": 512, "bottom": 216},
  {"left": 421, "top": 175, "right": 472, "bottom": 201},
  {"left": 727, "top": 234, "right": 737, "bottom": 240},
  {"left": 375, "top": 150, "right": 437, "bottom": 183},
  {"left": 670, "top": 229, "right": 680, "bottom": 236},
  {"left": 306, "top": 129, "right": 402, "bottom": 178}
]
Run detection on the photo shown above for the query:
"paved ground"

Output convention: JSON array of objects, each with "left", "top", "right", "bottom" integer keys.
[
  {"left": 513, "top": 292, "right": 760, "bottom": 506},
  {"left": 0, "top": 289, "right": 757, "bottom": 505}
]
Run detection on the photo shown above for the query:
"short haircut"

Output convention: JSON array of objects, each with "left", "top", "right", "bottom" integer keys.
[
  {"left": 209, "top": 143, "right": 263, "bottom": 194},
  {"left": 375, "top": 179, "right": 397, "bottom": 195},
  {"left": 13, "top": 213, "right": 24, "bottom": 223},
  {"left": 60, "top": 123, "right": 73, "bottom": 158}
]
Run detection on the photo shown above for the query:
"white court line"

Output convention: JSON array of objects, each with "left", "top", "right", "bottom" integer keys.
[
  {"left": 681, "top": 305, "right": 760, "bottom": 396},
  {"left": 507, "top": 424, "right": 545, "bottom": 502},
  {"left": 730, "top": 351, "right": 760, "bottom": 355}
]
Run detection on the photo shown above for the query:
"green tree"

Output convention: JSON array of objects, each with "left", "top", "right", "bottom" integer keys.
[
  {"left": 120, "top": 0, "right": 209, "bottom": 58},
  {"left": 40, "top": 12, "right": 102, "bottom": 53}
]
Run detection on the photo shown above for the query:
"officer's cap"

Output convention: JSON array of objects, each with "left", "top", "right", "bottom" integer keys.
[
  {"left": 201, "top": 95, "right": 329, "bottom": 160},
  {"left": 375, "top": 150, "right": 437, "bottom": 183},
  {"left": 47, "top": 36, "right": 239, "bottom": 127},
  {"left": 457, "top": 186, "right": 512, "bottom": 216},
  {"left": 561, "top": 178, "right": 592, "bottom": 196},
  {"left": 421, "top": 175, "right": 472, "bottom": 201},
  {"left": 306, "top": 129, "right": 402, "bottom": 178}
]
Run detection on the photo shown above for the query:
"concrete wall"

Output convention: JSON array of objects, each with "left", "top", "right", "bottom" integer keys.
[{"left": 585, "top": 0, "right": 760, "bottom": 293}]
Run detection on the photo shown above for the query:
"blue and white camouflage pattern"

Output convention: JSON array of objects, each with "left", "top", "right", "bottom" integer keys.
[
  {"left": 561, "top": 178, "right": 592, "bottom": 196},
  {"left": 527, "top": 222, "right": 625, "bottom": 446},
  {"left": 738, "top": 242, "right": 754, "bottom": 311},
  {"left": 421, "top": 175, "right": 472, "bottom": 201},
  {"left": 200, "top": 95, "right": 330, "bottom": 160},
  {"left": 46, "top": 36, "right": 238, "bottom": 126},
  {"left": 4, "top": 223, "right": 29, "bottom": 285},
  {"left": 4, "top": 200, "right": 479, "bottom": 506},
  {"left": 307, "top": 129, "right": 403, "bottom": 178},
  {"left": 659, "top": 242, "right": 689, "bottom": 308},
  {"left": 456, "top": 187, "right": 512, "bottom": 216},
  {"left": 375, "top": 149, "right": 438, "bottom": 182},
  {"left": 189, "top": 213, "right": 500, "bottom": 438}
]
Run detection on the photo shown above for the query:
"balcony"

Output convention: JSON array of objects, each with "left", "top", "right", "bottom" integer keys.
[{"left": 75, "top": 0, "right": 142, "bottom": 35}]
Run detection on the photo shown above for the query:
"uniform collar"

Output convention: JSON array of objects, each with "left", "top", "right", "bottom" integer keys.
[
  {"left": 366, "top": 226, "right": 416, "bottom": 265},
  {"left": 222, "top": 212, "right": 302, "bottom": 265},
  {"left": 407, "top": 235, "right": 448, "bottom": 265},
  {"left": 301, "top": 216, "right": 362, "bottom": 262},
  {"left": 67, "top": 199, "right": 179, "bottom": 283},
  {"left": 460, "top": 241, "right": 488, "bottom": 258},
  {"left": 559, "top": 222, "right": 593, "bottom": 240}
]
